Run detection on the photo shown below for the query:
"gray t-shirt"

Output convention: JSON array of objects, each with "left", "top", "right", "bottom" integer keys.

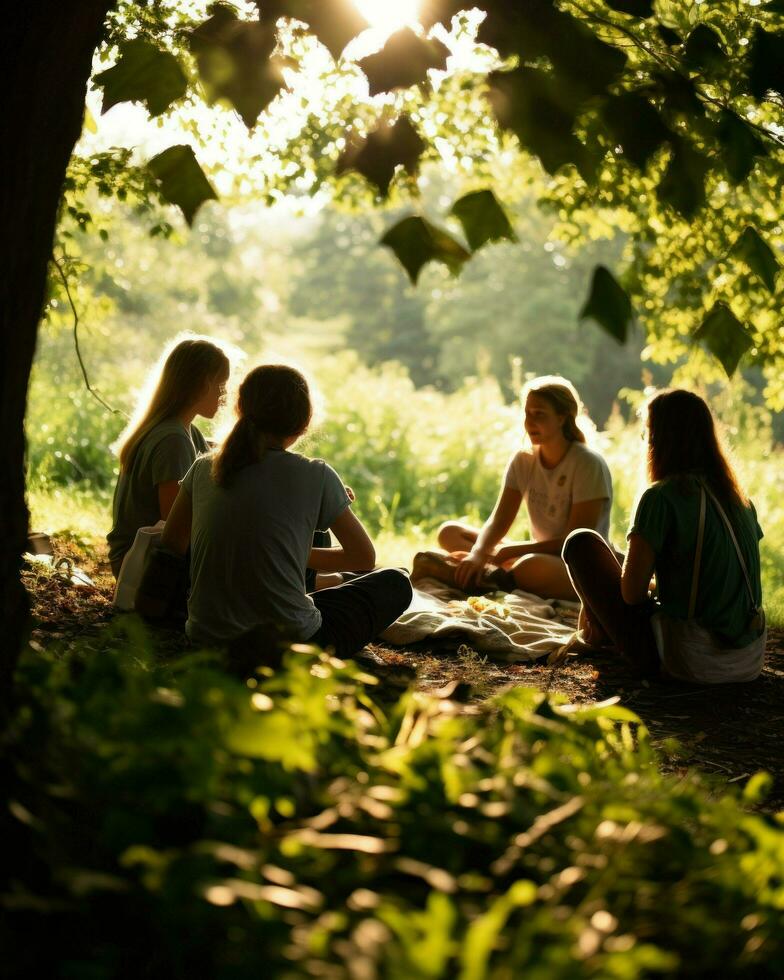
[
  {"left": 182, "top": 450, "right": 351, "bottom": 645},
  {"left": 108, "top": 420, "right": 208, "bottom": 573}
]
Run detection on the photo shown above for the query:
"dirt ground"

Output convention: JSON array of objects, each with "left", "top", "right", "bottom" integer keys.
[{"left": 23, "top": 535, "right": 784, "bottom": 812}]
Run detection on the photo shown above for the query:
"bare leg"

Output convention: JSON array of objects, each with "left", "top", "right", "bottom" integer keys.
[
  {"left": 561, "top": 529, "right": 659, "bottom": 676},
  {"left": 436, "top": 521, "right": 481, "bottom": 554},
  {"left": 510, "top": 554, "right": 578, "bottom": 601}
]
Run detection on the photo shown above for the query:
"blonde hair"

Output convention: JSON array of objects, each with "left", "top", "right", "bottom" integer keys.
[
  {"left": 522, "top": 375, "right": 586, "bottom": 443},
  {"left": 212, "top": 364, "right": 312, "bottom": 487},
  {"left": 117, "top": 337, "right": 230, "bottom": 470}
]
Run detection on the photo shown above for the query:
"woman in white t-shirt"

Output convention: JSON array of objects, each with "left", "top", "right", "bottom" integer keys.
[{"left": 421, "top": 375, "right": 613, "bottom": 599}]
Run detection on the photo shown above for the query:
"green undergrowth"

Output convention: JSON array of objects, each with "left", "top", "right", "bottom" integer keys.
[{"left": 4, "top": 623, "right": 783, "bottom": 978}]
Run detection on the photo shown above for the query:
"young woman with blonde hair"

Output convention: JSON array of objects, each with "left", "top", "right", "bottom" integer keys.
[
  {"left": 562, "top": 389, "right": 766, "bottom": 681},
  {"left": 158, "top": 364, "right": 412, "bottom": 658},
  {"left": 107, "top": 337, "right": 230, "bottom": 576},
  {"left": 418, "top": 375, "right": 613, "bottom": 599}
]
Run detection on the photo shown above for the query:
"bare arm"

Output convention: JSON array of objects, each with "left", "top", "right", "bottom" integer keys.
[
  {"left": 472, "top": 485, "right": 523, "bottom": 556},
  {"left": 308, "top": 507, "right": 375, "bottom": 573},
  {"left": 157, "top": 480, "right": 180, "bottom": 520},
  {"left": 160, "top": 486, "right": 192, "bottom": 556},
  {"left": 454, "top": 486, "right": 521, "bottom": 588},
  {"left": 493, "top": 497, "right": 607, "bottom": 563},
  {"left": 621, "top": 533, "right": 656, "bottom": 605}
]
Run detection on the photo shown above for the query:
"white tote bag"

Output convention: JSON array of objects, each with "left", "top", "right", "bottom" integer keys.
[
  {"left": 113, "top": 521, "right": 166, "bottom": 611},
  {"left": 653, "top": 483, "right": 766, "bottom": 684}
]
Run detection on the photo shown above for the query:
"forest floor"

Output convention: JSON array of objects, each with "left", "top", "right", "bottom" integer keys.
[{"left": 24, "top": 533, "right": 784, "bottom": 812}]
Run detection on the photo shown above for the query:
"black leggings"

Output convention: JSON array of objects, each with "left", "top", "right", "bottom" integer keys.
[
  {"left": 309, "top": 568, "right": 413, "bottom": 660},
  {"left": 561, "top": 529, "right": 659, "bottom": 677}
]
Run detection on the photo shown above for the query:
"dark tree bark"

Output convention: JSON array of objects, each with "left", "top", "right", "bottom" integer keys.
[{"left": 1, "top": 2, "right": 114, "bottom": 711}]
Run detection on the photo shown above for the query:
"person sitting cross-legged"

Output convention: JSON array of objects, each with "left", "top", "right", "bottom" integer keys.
[
  {"left": 154, "top": 363, "right": 413, "bottom": 663},
  {"left": 415, "top": 375, "right": 613, "bottom": 601}
]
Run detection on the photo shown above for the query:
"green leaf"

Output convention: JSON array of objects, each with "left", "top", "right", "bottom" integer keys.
[
  {"left": 732, "top": 226, "right": 780, "bottom": 292},
  {"left": 358, "top": 28, "right": 449, "bottom": 95},
  {"left": 601, "top": 93, "right": 672, "bottom": 169},
  {"left": 604, "top": 0, "right": 654, "bottom": 16},
  {"left": 657, "top": 25, "right": 682, "bottom": 46},
  {"left": 684, "top": 25, "right": 725, "bottom": 71},
  {"left": 693, "top": 302, "right": 753, "bottom": 377},
  {"left": 93, "top": 38, "right": 188, "bottom": 117},
  {"left": 147, "top": 145, "right": 217, "bottom": 226},
  {"left": 449, "top": 190, "right": 517, "bottom": 251},
  {"left": 480, "top": 0, "right": 626, "bottom": 97},
  {"left": 656, "top": 141, "right": 709, "bottom": 217},
  {"left": 743, "top": 771, "right": 773, "bottom": 803},
  {"left": 336, "top": 115, "right": 425, "bottom": 197},
  {"left": 655, "top": 70, "right": 705, "bottom": 118},
  {"left": 749, "top": 27, "right": 784, "bottom": 99},
  {"left": 272, "top": 0, "right": 369, "bottom": 59},
  {"left": 487, "top": 68, "right": 593, "bottom": 180},
  {"left": 190, "top": 7, "right": 289, "bottom": 129},
  {"left": 716, "top": 110, "right": 768, "bottom": 184},
  {"left": 380, "top": 216, "right": 470, "bottom": 284},
  {"left": 579, "top": 265, "right": 632, "bottom": 343}
]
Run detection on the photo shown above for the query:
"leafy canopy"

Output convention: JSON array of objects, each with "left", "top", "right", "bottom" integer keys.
[{"left": 83, "top": 0, "right": 784, "bottom": 397}]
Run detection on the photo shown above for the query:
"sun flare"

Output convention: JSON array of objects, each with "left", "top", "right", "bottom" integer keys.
[{"left": 354, "top": 0, "right": 422, "bottom": 38}]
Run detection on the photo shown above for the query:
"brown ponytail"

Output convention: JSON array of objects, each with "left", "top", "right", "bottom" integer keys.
[{"left": 212, "top": 364, "right": 312, "bottom": 487}]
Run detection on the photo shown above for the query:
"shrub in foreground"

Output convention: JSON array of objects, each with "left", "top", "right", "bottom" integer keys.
[{"left": 3, "top": 620, "right": 783, "bottom": 978}]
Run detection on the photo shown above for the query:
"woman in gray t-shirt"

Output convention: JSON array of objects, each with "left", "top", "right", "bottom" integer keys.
[
  {"left": 158, "top": 364, "right": 412, "bottom": 660},
  {"left": 107, "top": 338, "right": 230, "bottom": 576}
]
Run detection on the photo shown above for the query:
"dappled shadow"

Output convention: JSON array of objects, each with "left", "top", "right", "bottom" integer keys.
[
  {"left": 371, "top": 631, "right": 784, "bottom": 812},
  {"left": 23, "top": 534, "right": 784, "bottom": 811}
]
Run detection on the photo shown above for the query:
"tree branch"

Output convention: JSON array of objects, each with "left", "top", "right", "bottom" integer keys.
[
  {"left": 565, "top": 0, "right": 784, "bottom": 151},
  {"left": 51, "top": 252, "right": 127, "bottom": 418}
]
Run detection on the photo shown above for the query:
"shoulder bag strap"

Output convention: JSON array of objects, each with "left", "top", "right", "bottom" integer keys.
[
  {"left": 688, "top": 484, "right": 706, "bottom": 619},
  {"left": 701, "top": 481, "right": 757, "bottom": 608}
]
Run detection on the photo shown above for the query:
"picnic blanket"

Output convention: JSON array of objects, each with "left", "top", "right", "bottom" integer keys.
[{"left": 381, "top": 577, "right": 579, "bottom": 662}]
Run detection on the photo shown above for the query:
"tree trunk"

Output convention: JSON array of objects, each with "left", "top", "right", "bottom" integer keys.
[{"left": 1, "top": 2, "right": 114, "bottom": 712}]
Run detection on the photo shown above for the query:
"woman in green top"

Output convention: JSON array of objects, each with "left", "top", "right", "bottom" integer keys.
[
  {"left": 561, "top": 389, "right": 766, "bottom": 682},
  {"left": 108, "top": 337, "right": 231, "bottom": 577}
]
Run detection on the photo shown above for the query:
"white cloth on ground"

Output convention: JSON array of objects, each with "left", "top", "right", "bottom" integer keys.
[{"left": 381, "top": 577, "right": 578, "bottom": 661}]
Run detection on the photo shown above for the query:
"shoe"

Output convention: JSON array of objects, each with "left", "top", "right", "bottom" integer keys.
[
  {"left": 411, "top": 551, "right": 459, "bottom": 587},
  {"left": 411, "top": 551, "right": 497, "bottom": 595}
]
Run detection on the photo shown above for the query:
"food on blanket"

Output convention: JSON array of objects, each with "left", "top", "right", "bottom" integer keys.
[{"left": 465, "top": 595, "right": 510, "bottom": 618}]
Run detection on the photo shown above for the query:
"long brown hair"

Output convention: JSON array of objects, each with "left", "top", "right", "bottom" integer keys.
[
  {"left": 646, "top": 389, "right": 748, "bottom": 508},
  {"left": 118, "top": 338, "right": 230, "bottom": 470},
  {"left": 523, "top": 375, "right": 586, "bottom": 443},
  {"left": 212, "top": 364, "right": 312, "bottom": 487}
]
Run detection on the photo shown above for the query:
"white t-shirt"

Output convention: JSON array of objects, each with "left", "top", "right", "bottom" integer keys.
[
  {"left": 503, "top": 441, "right": 613, "bottom": 543},
  {"left": 182, "top": 450, "right": 350, "bottom": 645}
]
